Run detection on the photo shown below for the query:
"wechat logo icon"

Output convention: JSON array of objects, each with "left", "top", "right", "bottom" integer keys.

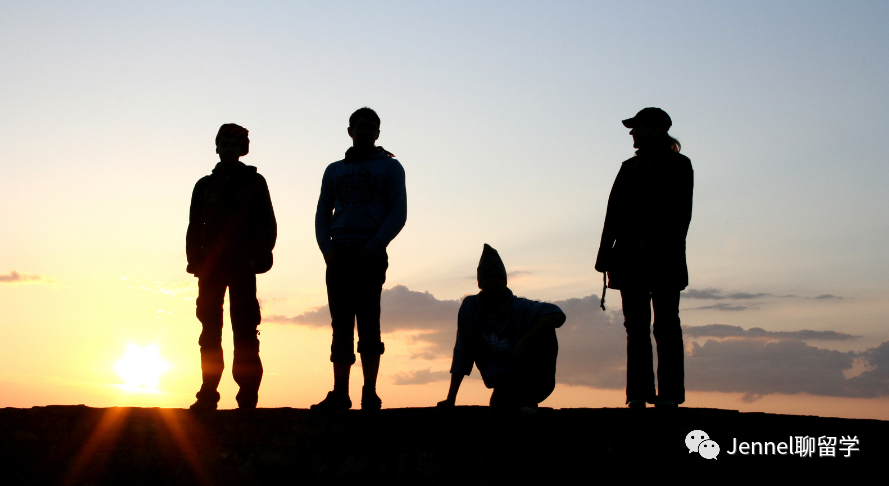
[{"left": 686, "top": 430, "right": 720, "bottom": 460}]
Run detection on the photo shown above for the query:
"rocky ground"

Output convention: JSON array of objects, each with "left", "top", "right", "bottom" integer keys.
[{"left": 1, "top": 405, "right": 886, "bottom": 484}]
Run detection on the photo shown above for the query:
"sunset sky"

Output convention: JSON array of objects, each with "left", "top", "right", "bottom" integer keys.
[{"left": 2, "top": 1, "right": 888, "bottom": 419}]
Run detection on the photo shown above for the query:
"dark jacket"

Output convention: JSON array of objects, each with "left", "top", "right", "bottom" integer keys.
[
  {"left": 595, "top": 149, "right": 693, "bottom": 290},
  {"left": 186, "top": 161, "right": 277, "bottom": 276}
]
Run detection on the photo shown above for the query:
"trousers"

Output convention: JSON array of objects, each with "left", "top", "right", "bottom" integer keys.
[
  {"left": 326, "top": 245, "right": 388, "bottom": 364},
  {"left": 620, "top": 288, "right": 685, "bottom": 404},
  {"left": 195, "top": 265, "right": 263, "bottom": 407}
]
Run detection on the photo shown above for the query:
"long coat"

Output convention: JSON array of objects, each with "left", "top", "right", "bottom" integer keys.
[{"left": 595, "top": 149, "right": 693, "bottom": 290}]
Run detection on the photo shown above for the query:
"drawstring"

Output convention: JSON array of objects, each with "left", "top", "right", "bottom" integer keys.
[{"left": 600, "top": 273, "right": 607, "bottom": 311}]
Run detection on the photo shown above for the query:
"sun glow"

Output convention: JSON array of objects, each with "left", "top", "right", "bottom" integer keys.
[{"left": 114, "top": 343, "right": 170, "bottom": 391}]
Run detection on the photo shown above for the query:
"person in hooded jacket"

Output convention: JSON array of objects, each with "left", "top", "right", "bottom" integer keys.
[
  {"left": 186, "top": 123, "right": 277, "bottom": 410},
  {"left": 595, "top": 108, "right": 693, "bottom": 409},
  {"left": 312, "top": 107, "right": 407, "bottom": 411},
  {"left": 437, "top": 244, "right": 565, "bottom": 413}
]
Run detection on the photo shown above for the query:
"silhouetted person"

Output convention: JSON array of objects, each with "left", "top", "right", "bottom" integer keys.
[
  {"left": 186, "top": 124, "right": 277, "bottom": 410},
  {"left": 437, "top": 244, "right": 565, "bottom": 413},
  {"left": 312, "top": 107, "right": 407, "bottom": 411},
  {"left": 595, "top": 108, "right": 693, "bottom": 409}
]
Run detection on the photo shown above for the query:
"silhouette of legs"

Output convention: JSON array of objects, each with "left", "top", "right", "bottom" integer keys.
[
  {"left": 620, "top": 289, "right": 684, "bottom": 405},
  {"left": 489, "top": 327, "right": 558, "bottom": 409},
  {"left": 229, "top": 275, "right": 262, "bottom": 408},
  {"left": 651, "top": 290, "right": 684, "bottom": 403},
  {"left": 196, "top": 277, "right": 226, "bottom": 406},
  {"left": 195, "top": 267, "right": 262, "bottom": 409},
  {"left": 327, "top": 248, "right": 387, "bottom": 363}
]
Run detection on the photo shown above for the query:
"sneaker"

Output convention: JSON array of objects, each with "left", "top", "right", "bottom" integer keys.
[
  {"left": 310, "top": 391, "right": 351, "bottom": 411},
  {"left": 361, "top": 386, "right": 382, "bottom": 411},
  {"left": 189, "top": 398, "right": 218, "bottom": 411},
  {"left": 627, "top": 400, "right": 647, "bottom": 409},
  {"left": 653, "top": 398, "right": 678, "bottom": 409}
]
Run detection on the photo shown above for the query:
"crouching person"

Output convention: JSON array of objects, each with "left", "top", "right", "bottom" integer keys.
[{"left": 437, "top": 244, "right": 565, "bottom": 412}]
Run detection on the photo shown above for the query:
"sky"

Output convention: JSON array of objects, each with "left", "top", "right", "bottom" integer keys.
[{"left": 1, "top": 1, "right": 888, "bottom": 419}]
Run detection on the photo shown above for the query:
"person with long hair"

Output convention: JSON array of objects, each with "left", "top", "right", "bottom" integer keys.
[{"left": 595, "top": 108, "right": 693, "bottom": 408}]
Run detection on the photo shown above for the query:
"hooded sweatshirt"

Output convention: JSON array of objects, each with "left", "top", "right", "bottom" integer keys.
[{"left": 315, "top": 147, "right": 407, "bottom": 256}]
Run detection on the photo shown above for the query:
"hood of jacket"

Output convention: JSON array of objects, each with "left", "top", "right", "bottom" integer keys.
[
  {"left": 211, "top": 160, "right": 258, "bottom": 177},
  {"left": 344, "top": 146, "right": 395, "bottom": 163}
]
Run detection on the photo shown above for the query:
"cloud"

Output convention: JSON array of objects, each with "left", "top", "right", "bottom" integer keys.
[
  {"left": 682, "top": 288, "right": 843, "bottom": 301},
  {"left": 121, "top": 277, "right": 197, "bottom": 299},
  {"left": 392, "top": 368, "right": 451, "bottom": 385},
  {"left": 682, "top": 288, "right": 770, "bottom": 300},
  {"left": 687, "top": 303, "right": 753, "bottom": 311},
  {"left": 685, "top": 338, "right": 889, "bottom": 399},
  {"left": 264, "top": 284, "right": 889, "bottom": 399},
  {"left": 685, "top": 324, "right": 859, "bottom": 341},
  {"left": 0, "top": 271, "right": 56, "bottom": 285}
]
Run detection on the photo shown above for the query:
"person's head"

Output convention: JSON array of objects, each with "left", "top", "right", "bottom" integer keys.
[
  {"left": 622, "top": 107, "right": 680, "bottom": 152},
  {"left": 347, "top": 107, "right": 380, "bottom": 149},
  {"left": 216, "top": 123, "right": 250, "bottom": 162},
  {"left": 477, "top": 244, "right": 508, "bottom": 295}
]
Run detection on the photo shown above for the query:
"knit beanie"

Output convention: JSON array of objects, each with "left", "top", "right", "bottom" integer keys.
[{"left": 477, "top": 244, "right": 507, "bottom": 282}]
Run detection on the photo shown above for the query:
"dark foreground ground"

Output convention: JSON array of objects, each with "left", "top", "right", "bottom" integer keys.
[{"left": 1, "top": 405, "right": 886, "bottom": 485}]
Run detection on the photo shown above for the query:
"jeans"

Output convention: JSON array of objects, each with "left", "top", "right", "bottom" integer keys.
[{"left": 620, "top": 289, "right": 684, "bottom": 404}]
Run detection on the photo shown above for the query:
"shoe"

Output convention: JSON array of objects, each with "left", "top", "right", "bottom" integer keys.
[
  {"left": 653, "top": 398, "right": 678, "bottom": 409},
  {"left": 627, "top": 400, "right": 647, "bottom": 409},
  {"left": 310, "top": 391, "right": 351, "bottom": 411},
  {"left": 236, "top": 392, "right": 258, "bottom": 410},
  {"left": 361, "top": 386, "right": 382, "bottom": 411},
  {"left": 519, "top": 404, "right": 538, "bottom": 415},
  {"left": 189, "top": 398, "right": 218, "bottom": 411}
]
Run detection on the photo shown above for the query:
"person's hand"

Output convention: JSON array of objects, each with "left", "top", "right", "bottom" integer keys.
[
  {"left": 323, "top": 249, "right": 340, "bottom": 266},
  {"left": 436, "top": 398, "right": 455, "bottom": 408}
]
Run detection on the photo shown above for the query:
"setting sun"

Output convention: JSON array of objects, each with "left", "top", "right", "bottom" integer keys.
[{"left": 113, "top": 344, "right": 170, "bottom": 390}]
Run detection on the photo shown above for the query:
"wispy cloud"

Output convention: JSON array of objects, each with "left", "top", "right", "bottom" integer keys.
[
  {"left": 685, "top": 324, "right": 859, "bottom": 341},
  {"left": 392, "top": 368, "right": 451, "bottom": 385},
  {"left": 687, "top": 303, "right": 754, "bottom": 311},
  {"left": 121, "top": 277, "right": 197, "bottom": 299},
  {"left": 0, "top": 271, "right": 57, "bottom": 285},
  {"left": 682, "top": 288, "right": 770, "bottom": 300}
]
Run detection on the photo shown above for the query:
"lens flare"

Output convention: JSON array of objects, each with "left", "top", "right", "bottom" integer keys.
[{"left": 114, "top": 343, "right": 170, "bottom": 390}]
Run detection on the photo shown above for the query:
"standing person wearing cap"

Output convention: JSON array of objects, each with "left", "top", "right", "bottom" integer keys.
[
  {"left": 312, "top": 107, "right": 407, "bottom": 411},
  {"left": 186, "top": 124, "right": 277, "bottom": 410},
  {"left": 595, "top": 108, "right": 693, "bottom": 408},
  {"left": 437, "top": 244, "right": 566, "bottom": 412}
]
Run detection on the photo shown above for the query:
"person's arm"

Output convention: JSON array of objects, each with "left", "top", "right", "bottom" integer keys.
[
  {"left": 185, "top": 178, "right": 206, "bottom": 275},
  {"left": 440, "top": 307, "right": 474, "bottom": 407},
  {"left": 595, "top": 163, "right": 628, "bottom": 273},
  {"left": 248, "top": 174, "right": 277, "bottom": 272},
  {"left": 512, "top": 312, "right": 566, "bottom": 365},
  {"left": 437, "top": 373, "right": 464, "bottom": 408},
  {"left": 365, "top": 159, "right": 407, "bottom": 256},
  {"left": 314, "top": 164, "right": 337, "bottom": 263}
]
